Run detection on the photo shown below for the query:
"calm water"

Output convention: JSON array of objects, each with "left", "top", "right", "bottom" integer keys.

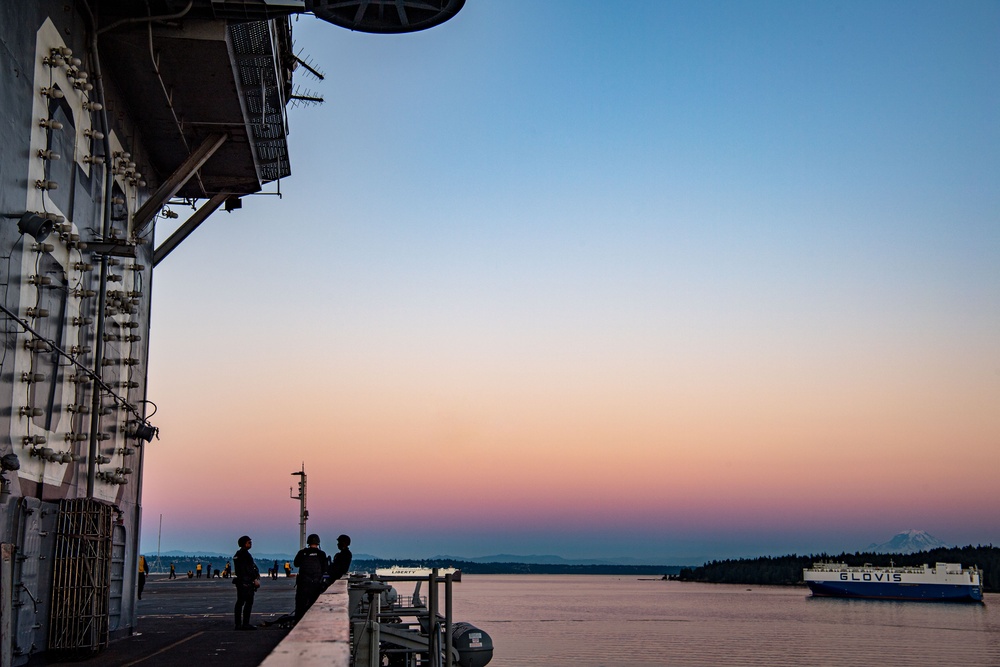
[{"left": 446, "top": 575, "right": 1000, "bottom": 666}]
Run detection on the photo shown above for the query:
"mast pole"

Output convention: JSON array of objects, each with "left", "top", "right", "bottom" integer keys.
[
  {"left": 157, "top": 513, "right": 162, "bottom": 571},
  {"left": 290, "top": 464, "right": 308, "bottom": 551}
]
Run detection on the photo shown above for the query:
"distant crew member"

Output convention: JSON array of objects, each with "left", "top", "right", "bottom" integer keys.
[
  {"left": 284, "top": 561, "right": 291, "bottom": 577},
  {"left": 137, "top": 554, "right": 149, "bottom": 600},
  {"left": 223, "top": 561, "right": 232, "bottom": 578},
  {"left": 325, "top": 534, "right": 352, "bottom": 589},
  {"left": 233, "top": 535, "right": 261, "bottom": 631},
  {"left": 293, "top": 534, "right": 328, "bottom": 621},
  {"left": 169, "top": 563, "right": 176, "bottom": 579},
  {"left": 196, "top": 562, "right": 203, "bottom": 578},
  {"left": 273, "top": 560, "right": 279, "bottom": 580}
]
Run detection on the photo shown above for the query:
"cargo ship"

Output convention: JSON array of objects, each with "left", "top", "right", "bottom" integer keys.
[{"left": 803, "top": 562, "right": 983, "bottom": 602}]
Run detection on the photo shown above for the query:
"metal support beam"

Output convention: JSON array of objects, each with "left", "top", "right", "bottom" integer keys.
[
  {"left": 152, "top": 192, "right": 230, "bottom": 267},
  {"left": 133, "top": 133, "right": 229, "bottom": 234}
]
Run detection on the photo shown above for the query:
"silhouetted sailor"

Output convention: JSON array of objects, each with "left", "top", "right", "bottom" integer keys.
[
  {"left": 233, "top": 535, "right": 261, "bottom": 630},
  {"left": 293, "top": 533, "right": 327, "bottom": 620},
  {"left": 325, "top": 534, "right": 352, "bottom": 588}
]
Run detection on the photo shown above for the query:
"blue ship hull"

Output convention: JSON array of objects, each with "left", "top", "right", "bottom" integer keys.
[{"left": 807, "top": 581, "right": 983, "bottom": 602}]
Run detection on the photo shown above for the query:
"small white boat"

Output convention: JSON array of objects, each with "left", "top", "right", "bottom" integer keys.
[{"left": 375, "top": 565, "right": 462, "bottom": 581}]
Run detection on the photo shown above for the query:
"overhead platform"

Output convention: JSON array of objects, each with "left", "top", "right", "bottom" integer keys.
[{"left": 98, "top": 14, "right": 292, "bottom": 202}]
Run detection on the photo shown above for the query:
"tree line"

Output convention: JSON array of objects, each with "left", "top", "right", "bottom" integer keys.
[{"left": 676, "top": 545, "right": 1000, "bottom": 592}]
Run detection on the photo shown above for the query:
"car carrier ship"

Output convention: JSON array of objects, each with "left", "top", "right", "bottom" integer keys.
[{"left": 803, "top": 561, "right": 983, "bottom": 602}]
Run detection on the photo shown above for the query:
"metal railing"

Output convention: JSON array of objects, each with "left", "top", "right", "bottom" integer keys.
[{"left": 351, "top": 569, "right": 459, "bottom": 667}]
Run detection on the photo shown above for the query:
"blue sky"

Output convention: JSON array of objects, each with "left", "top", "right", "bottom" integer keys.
[{"left": 140, "top": 1, "right": 999, "bottom": 563}]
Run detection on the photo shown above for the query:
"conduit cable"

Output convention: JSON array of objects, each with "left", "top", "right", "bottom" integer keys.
[{"left": 0, "top": 301, "right": 147, "bottom": 423}]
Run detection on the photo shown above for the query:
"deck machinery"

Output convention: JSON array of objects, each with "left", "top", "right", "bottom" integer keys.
[
  {"left": 0, "top": 1, "right": 464, "bottom": 663},
  {"left": 352, "top": 570, "right": 493, "bottom": 667}
]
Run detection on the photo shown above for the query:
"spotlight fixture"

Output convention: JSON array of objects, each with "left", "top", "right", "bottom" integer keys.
[
  {"left": 132, "top": 422, "right": 158, "bottom": 443},
  {"left": 0, "top": 453, "right": 20, "bottom": 472},
  {"left": 18, "top": 212, "right": 55, "bottom": 241}
]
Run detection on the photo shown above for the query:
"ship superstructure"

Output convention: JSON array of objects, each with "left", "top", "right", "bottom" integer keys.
[
  {"left": 803, "top": 561, "right": 983, "bottom": 602},
  {"left": 0, "top": 1, "right": 464, "bottom": 663}
]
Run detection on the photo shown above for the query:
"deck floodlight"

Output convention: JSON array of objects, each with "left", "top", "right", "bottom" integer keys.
[
  {"left": 18, "top": 212, "right": 55, "bottom": 241},
  {"left": 133, "top": 422, "right": 158, "bottom": 443},
  {"left": 0, "top": 453, "right": 20, "bottom": 472}
]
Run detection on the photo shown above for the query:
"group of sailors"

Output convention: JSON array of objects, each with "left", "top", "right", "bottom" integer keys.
[
  {"left": 165, "top": 561, "right": 231, "bottom": 579},
  {"left": 137, "top": 533, "right": 353, "bottom": 630},
  {"left": 232, "top": 533, "right": 352, "bottom": 631}
]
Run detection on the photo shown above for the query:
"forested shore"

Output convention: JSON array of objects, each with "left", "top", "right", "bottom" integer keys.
[
  {"left": 676, "top": 545, "right": 1000, "bottom": 592},
  {"left": 144, "top": 546, "right": 999, "bottom": 591}
]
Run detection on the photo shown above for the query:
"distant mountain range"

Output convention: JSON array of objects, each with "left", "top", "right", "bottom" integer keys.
[
  {"left": 430, "top": 553, "right": 679, "bottom": 566},
  {"left": 867, "top": 530, "right": 950, "bottom": 554},
  {"left": 151, "top": 549, "right": 380, "bottom": 562},
  {"left": 149, "top": 549, "right": 683, "bottom": 567},
  {"left": 148, "top": 533, "right": 952, "bottom": 567}
]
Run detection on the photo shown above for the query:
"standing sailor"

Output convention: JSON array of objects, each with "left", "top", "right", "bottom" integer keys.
[
  {"left": 233, "top": 535, "right": 261, "bottom": 630},
  {"left": 326, "top": 534, "right": 352, "bottom": 587},
  {"left": 293, "top": 533, "right": 327, "bottom": 621},
  {"left": 137, "top": 554, "right": 149, "bottom": 600}
]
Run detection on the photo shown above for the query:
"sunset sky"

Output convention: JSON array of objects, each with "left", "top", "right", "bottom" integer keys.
[{"left": 138, "top": 1, "right": 999, "bottom": 564}]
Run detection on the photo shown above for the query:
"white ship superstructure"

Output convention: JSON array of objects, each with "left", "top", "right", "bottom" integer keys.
[{"left": 376, "top": 565, "right": 462, "bottom": 581}]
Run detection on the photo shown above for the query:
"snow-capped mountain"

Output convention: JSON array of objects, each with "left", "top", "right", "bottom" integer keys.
[{"left": 868, "top": 530, "right": 950, "bottom": 554}]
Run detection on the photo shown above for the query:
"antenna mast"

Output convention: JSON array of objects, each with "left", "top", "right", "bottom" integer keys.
[
  {"left": 290, "top": 464, "right": 308, "bottom": 551},
  {"left": 156, "top": 514, "right": 162, "bottom": 573}
]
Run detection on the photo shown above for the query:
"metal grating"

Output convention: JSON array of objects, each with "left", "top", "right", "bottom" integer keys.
[
  {"left": 108, "top": 522, "right": 127, "bottom": 632},
  {"left": 229, "top": 20, "right": 292, "bottom": 183},
  {"left": 48, "top": 499, "right": 115, "bottom": 656}
]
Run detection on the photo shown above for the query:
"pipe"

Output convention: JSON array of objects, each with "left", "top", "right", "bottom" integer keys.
[
  {"left": 97, "top": 0, "right": 194, "bottom": 36},
  {"left": 82, "top": 1, "right": 116, "bottom": 498},
  {"left": 444, "top": 573, "right": 453, "bottom": 667}
]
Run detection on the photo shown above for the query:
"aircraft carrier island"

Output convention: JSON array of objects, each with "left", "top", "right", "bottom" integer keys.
[{"left": 0, "top": 2, "right": 465, "bottom": 664}]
